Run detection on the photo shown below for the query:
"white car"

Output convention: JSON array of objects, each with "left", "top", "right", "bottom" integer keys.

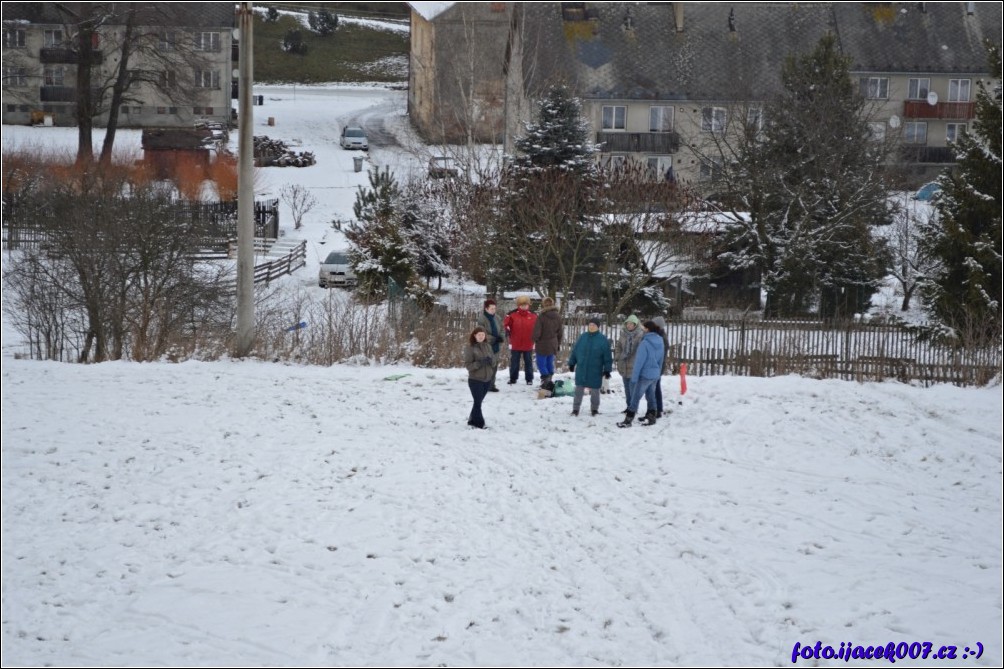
[{"left": 339, "top": 126, "right": 368, "bottom": 150}]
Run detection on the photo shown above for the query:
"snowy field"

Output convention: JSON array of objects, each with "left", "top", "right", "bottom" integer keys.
[{"left": 2, "top": 73, "right": 1003, "bottom": 665}]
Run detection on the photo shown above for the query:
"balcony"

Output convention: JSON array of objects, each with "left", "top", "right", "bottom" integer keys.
[
  {"left": 39, "top": 47, "right": 103, "bottom": 65},
  {"left": 596, "top": 131, "right": 680, "bottom": 154},
  {"left": 898, "top": 145, "right": 957, "bottom": 164},
  {"left": 39, "top": 85, "right": 76, "bottom": 102},
  {"left": 902, "top": 100, "right": 975, "bottom": 120}
]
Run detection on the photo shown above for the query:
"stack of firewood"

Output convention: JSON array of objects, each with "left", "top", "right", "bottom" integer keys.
[{"left": 253, "top": 136, "right": 316, "bottom": 167}]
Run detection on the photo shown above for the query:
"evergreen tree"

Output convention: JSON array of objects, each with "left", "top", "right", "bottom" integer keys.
[
  {"left": 340, "top": 168, "right": 414, "bottom": 297},
  {"left": 718, "top": 33, "right": 891, "bottom": 318},
  {"left": 513, "top": 85, "right": 598, "bottom": 174},
  {"left": 282, "top": 29, "right": 308, "bottom": 56},
  {"left": 308, "top": 9, "right": 338, "bottom": 36},
  {"left": 492, "top": 86, "right": 605, "bottom": 301},
  {"left": 920, "top": 41, "right": 1002, "bottom": 344},
  {"left": 399, "top": 185, "right": 452, "bottom": 290}
]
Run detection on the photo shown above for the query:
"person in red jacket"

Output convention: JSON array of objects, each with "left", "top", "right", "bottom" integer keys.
[{"left": 504, "top": 295, "right": 538, "bottom": 385}]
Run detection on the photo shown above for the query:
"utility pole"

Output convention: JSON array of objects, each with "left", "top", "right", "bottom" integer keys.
[
  {"left": 235, "top": 1, "right": 255, "bottom": 357},
  {"left": 502, "top": 3, "right": 523, "bottom": 157}
]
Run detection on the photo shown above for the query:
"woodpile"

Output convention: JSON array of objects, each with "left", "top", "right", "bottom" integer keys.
[{"left": 253, "top": 136, "right": 316, "bottom": 167}]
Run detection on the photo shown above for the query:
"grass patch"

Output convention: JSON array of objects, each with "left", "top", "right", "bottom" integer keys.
[{"left": 253, "top": 13, "right": 408, "bottom": 84}]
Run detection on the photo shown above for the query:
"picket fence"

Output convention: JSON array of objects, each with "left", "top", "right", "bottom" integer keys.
[{"left": 439, "top": 311, "right": 999, "bottom": 387}]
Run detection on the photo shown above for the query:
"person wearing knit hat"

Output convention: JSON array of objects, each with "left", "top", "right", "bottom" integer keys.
[
  {"left": 614, "top": 314, "right": 644, "bottom": 414},
  {"left": 504, "top": 295, "right": 538, "bottom": 386},
  {"left": 475, "top": 299, "right": 504, "bottom": 391},
  {"left": 566, "top": 317, "right": 613, "bottom": 417},
  {"left": 618, "top": 319, "right": 665, "bottom": 428}
]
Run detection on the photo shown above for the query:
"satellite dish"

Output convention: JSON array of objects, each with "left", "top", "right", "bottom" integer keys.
[
  {"left": 888, "top": 114, "right": 901, "bottom": 129},
  {"left": 927, "top": 91, "right": 939, "bottom": 106}
]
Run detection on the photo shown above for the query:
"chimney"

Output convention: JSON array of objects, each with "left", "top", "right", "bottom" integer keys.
[
  {"left": 966, "top": 2, "right": 976, "bottom": 15},
  {"left": 673, "top": 2, "right": 684, "bottom": 32}
]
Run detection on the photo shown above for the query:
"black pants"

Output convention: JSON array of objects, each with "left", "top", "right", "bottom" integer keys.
[
  {"left": 468, "top": 379, "right": 491, "bottom": 427},
  {"left": 509, "top": 350, "right": 534, "bottom": 383}
]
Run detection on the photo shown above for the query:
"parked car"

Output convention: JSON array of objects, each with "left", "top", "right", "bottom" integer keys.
[
  {"left": 339, "top": 126, "right": 368, "bottom": 150},
  {"left": 428, "top": 155, "right": 459, "bottom": 179},
  {"left": 318, "top": 250, "right": 357, "bottom": 288}
]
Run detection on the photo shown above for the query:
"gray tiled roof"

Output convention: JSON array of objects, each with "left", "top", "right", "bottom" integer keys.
[
  {"left": 521, "top": 2, "right": 1002, "bottom": 102},
  {"left": 833, "top": 2, "right": 1001, "bottom": 73}
]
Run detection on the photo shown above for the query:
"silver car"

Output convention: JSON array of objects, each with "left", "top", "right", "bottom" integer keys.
[
  {"left": 339, "top": 126, "right": 368, "bottom": 150},
  {"left": 318, "top": 250, "right": 357, "bottom": 288}
]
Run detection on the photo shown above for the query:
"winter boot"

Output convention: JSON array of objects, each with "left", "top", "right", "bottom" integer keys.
[
  {"left": 617, "top": 411, "right": 635, "bottom": 428},
  {"left": 571, "top": 408, "right": 579, "bottom": 416},
  {"left": 591, "top": 408, "right": 599, "bottom": 416},
  {"left": 639, "top": 410, "right": 657, "bottom": 426}
]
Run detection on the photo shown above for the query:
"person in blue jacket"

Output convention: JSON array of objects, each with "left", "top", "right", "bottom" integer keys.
[
  {"left": 618, "top": 320, "right": 665, "bottom": 428},
  {"left": 567, "top": 317, "right": 613, "bottom": 417}
]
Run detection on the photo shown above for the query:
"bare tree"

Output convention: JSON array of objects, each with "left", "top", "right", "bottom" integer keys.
[
  {"left": 886, "top": 196, "right": 937, "bottom": 312},
  {"left": 48, "top": 3, "right": 222, "bottom": 164},
  {"left": 280, "top": 183, "right": 318, "bottom": 230},
  {"left": 3, "top": 156, "right": 231, "bottom": 362}
]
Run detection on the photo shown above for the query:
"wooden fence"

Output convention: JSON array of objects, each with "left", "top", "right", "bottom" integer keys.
[
  {"left": 439, "top": 310, "right": 999, "bottom": 387},
  {"left": 1, "top": 198, "right": 280, "bottom": 251}
]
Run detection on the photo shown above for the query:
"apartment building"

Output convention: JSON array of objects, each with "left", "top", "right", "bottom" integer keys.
[{"left": 2, "top": 2, "right": 235, "bottom": 129}]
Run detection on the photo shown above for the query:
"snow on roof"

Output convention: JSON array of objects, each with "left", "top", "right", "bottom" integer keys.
[{"left": 409, "top": 2, "right": 456, "bottom": 22}]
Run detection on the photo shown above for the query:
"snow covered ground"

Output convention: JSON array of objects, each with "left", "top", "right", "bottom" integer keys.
[{"left": 2, "top": 70, "right": 1002, "bottom": 666}]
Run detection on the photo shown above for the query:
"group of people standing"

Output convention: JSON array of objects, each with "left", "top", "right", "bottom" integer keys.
[{"left": 464, "top": 298, "right": 668, "bottom": 430}]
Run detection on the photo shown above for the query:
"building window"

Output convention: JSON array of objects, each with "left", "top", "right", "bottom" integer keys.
[
  {"left": 195, "top": 69, "right": 220, "bottom": 89},
  {"left": 193, "top": 106, "right": 215, "bottom": 115},
  {"left": 868, "top": 122, "right": 886, "bottom": 142},
  {"left": 699, "top": 157, "right": 723, "bottom": 181},
  {"left": 646, "top": 155, "right": 674, "bottom": 181},
  {"left": 746, "top": 107, "right": 763, "bottom": 132},
  {"left": 907, "top": 78, "right": 930, "bottom": 100},
  {"left": 859, "top": 77, "right": 889, "bottom": 99},
  {"left": 5, "top": 104, "right": 15, "bottom": 112},
  {"left": 701, "top": 107, "right": 726, "bottom": 133},
  {"left": 43, "top": 66, "right": 64, "bottom": 86},
  {"left": 946, "top": 123, "right": 967, "bottom": 143},
  {"left": 3, "top": 66, "right": 27, "bottom": 87},
  {"left": 649, "top": 106, "right": 673, "bottom": 132},
  {"left": 601, "top": 154, "right": 627, "bottom": 170},
  {"left": 195, "top": 31, "right": 221, "bottom": 52},
  {"left": 160, "top": 70, "right": 177, "bottom": 88},
  {"left": 4, "top": 29, "right": 26, "bottom": 48},
  {"left": 159, "top": 31, "right": 177, "bottom": 51},
  {"left": 948, "top": 79, "right": 971, "bottom": 102},
  {"left": 602, "top": 105, "right": 626, "bottom": 131},
  {"left": 43, "top": 29, "right": 63, "bottom": 47},
  {"left": 903, "top": 122, "right": 927, "bottom": 145}
]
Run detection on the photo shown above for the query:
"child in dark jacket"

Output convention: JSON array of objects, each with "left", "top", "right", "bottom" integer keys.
[{"left": 463, "top": 327, "right": 495, "bottom": 429}]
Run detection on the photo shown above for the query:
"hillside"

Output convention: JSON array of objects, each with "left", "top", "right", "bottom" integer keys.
[{"left": 252, "top": 6, "right": 410, "bottom": 84}]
